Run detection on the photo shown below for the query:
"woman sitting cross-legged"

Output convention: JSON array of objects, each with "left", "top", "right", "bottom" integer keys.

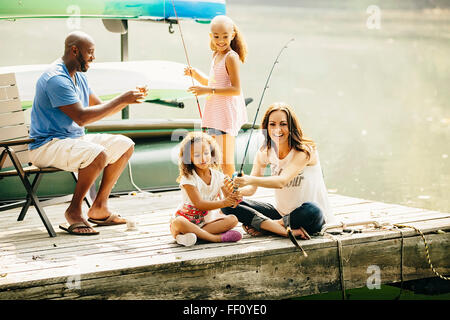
[{"left": 221, "top": 102, "right": 336, "bottom": 239}]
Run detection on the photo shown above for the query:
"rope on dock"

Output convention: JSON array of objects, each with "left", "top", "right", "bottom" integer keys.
[
  {"left": 322, "top": 221, "right": 449, "bottom": 300},
  {"left": 393, "top": 224, "right": 450, "bottom": 281},
  {"left": 323, "top": 231, "right": 350, "bottom": 300},
  {"left": 395, "top": 227, "right": 405, "bottom": 299},
  {"left": 336, "top": 238, "right": 347, "bottom": 300},
  {"left": 124, "top": 165, "right": 450, "bottom": 286}
]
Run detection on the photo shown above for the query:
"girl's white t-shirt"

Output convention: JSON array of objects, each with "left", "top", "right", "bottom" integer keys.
[
  {"left": 260, "top": 147, "right": 336, "bottom": 224},
  {"left": 178, "top": 168, "right": 225, "bottom": 222}
]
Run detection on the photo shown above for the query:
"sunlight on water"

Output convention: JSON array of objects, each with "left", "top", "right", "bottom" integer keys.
[{"left": 0, "top": 0, "right": 448, "bottom": 214}]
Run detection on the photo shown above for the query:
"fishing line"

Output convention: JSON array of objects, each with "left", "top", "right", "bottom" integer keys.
[
  {"left": 169, "top": 0, "right": 203, "bottom": 118},
  {"left": 236, "top": 38, "right": 295, "bottom": 176},
  {"left": 127, "top": 160, "right": 154, "bottom": 198}
]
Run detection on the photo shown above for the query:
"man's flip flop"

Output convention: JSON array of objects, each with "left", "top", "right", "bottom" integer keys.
[
  {"left": 87, "top": 213, "right": 126, "bottom": 226},
  {"left": 59, "top": 222, "right": 99, "bottom": 236}
]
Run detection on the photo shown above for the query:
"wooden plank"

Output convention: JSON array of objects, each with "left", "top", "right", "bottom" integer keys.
[
  {"left": 0, "top": 234, "right": 252, "bottom": 279},
  {"left": 341, "top": 233, "right": 450, "bottom": 285},
  {"left": 4, "top": 206, "right": 444, "bottom": 253},
  {"left": 330, "top": 198, "right": 370, "bottom": 208},
  {"left": 1, "top": 216, "right": 449, "bottom": 280},
  {"left": 0, "top": 236, "right": 283, "bottom": 286},
  {"left": 0, "top": 124, "right": 28, "bottom": 142},
  {"left": 1, "top": 204, "right": 445, "bottom": 241},
  {"left": 0, "top": 73, "right": 16, "bottom": 87},
  {"left": 0, "top": 192, "right": 446, "bottom": 243},
  {"left": 4, "top": 216, "right": 445, "bottom": 264},
  {"left": 0, "top": 190, "right": 449, "bottom": 300},
  {"left": 0, "top": 98, "right": 22, "bottom": 114},
  {"left": 333, "top": 201, "right": 398, "bottom": 215},
  {"left": 336, "top": 207, "right": 446, "bottom": 223},
  {"left": 0, "top": 227, "right": 285, "bottom": 264},
  {"left": 0, "top": 245, "right": 446, "bottom": 298},
  {"left": 4, "top": 193, "right": 446, "bottom": 242},
  {"left": 0, "top": 85, "right": 19, "bottom": 101},
  {"left": 0, "top": 232, "right": 448, "bottom": 299}
]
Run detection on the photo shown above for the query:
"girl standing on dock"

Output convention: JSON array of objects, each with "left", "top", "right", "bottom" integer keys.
[
  {"left": 222, "top": 103, "right": 335, "bottom": 239},
  {"left": 170, "top": 132, "right": 243, "bottom": 246},
  {"left": 184, "top": 15, "right": 248, "bottom": 178}
]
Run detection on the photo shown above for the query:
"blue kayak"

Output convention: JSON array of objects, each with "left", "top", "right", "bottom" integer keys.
[{"left": 0, "top": 0, "right": 226, "bottom": 22}]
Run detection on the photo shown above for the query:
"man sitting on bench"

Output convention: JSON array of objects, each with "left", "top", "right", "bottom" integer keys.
[{"left": 28, "top": 31, "right": 147, "bottom": 235}]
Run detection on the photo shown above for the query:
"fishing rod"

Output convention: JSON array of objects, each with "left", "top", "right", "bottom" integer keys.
[
  {"left": 236, "top": 37, "right": 295, "bottom": 176},
  {"left": 169, "top": 0, "right": 203, "bottom": 118},
  {"left": 231, "top": 38, "right": 307, "bottom": 256}
]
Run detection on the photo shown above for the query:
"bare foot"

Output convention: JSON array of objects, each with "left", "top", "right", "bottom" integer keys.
[
  {"left": 276, "top": 219, "right": 310, "bottom": 240},
  {"left": 242, "top": 225, "right": 263, "bottom": 237},
  {"left": 291, "top": 227, "right": 311, "bottom": 240}
]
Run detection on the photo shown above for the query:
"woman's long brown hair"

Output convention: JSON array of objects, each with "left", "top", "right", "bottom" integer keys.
[{"left": 260, "top": 102, "right": 316, "bottom": 159}]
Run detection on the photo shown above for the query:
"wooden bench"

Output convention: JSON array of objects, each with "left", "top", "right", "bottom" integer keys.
[{"left": 0, "top": 72, "right": 91, "bottom": 237}]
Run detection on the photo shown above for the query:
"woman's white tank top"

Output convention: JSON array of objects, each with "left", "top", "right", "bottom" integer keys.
[{"left": 264, "top": 147, "right": 335, "bottom": 224}]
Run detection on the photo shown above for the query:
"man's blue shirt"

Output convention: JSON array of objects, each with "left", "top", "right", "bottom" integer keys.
[{"left": 29, "top": 59, "right": 92, "bottom": 150}]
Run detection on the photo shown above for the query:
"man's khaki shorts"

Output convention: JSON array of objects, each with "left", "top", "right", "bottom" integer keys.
[{"left": 29, "top": 134, "right": 134, "bottom": 172}]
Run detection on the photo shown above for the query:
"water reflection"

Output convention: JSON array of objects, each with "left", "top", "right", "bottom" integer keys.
[{"left": 0, "top": 1, "right": 448, "bottom": 212}]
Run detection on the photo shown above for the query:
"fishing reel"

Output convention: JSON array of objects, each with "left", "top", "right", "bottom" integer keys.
[
  {"left": 223, "top": 172, "right": 243, "bottom": 205},
  {"left": 224, "top": 172, "right": 240, "bottom": 194},
  {"left": 231, "top": 171, "right": 243, "bottom": 193}
]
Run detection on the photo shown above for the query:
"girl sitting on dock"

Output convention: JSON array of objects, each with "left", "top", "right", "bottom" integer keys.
[
  {"left": 222, "top": 102, "right": 336, "bottom": 239},
  {"left": 170, "top": 132, "right": 243, "bottom": 246},
  {"left": 184, "top": 15, "right": 248, "bottom": 178}
]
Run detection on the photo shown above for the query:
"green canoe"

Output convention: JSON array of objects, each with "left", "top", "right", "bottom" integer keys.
[{"left": 0, "top": 119, "right": 262, "bottom": 202}]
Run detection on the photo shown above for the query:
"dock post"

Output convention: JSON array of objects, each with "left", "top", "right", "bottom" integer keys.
[{"left": 121, "top": 22, "right": 129, "bottom": 119}]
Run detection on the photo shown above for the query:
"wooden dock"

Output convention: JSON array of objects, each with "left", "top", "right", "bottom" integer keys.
[{"left": 0, "top": 188, "right": 449, "bottom": 300}]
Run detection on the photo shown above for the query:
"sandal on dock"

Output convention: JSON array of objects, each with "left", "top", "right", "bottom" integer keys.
[
  {"left": 59, "top": 222, "right": 99, "bottom": 236},
  {"left": 88, "top": 213, "right": 126, "bottom": 226}
]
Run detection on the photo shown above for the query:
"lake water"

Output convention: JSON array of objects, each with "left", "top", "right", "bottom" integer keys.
[
  {"left": 0, "top": 0, "right": 448, "bottom": 300},
  {"left": 1, "top": 0, "right": 448, "bottom": 213}
]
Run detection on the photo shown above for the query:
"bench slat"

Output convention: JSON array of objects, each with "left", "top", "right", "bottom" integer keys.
[
  {"left": 0, "top": 110, "right": 25, "bottom": 127},
  {"left": 0, "top": 124, "right": 28, "bottom": 142},
  {"left": 0, "top": 98, "right": 22, "bottom": 114},
  {"left": 0, "top": 164, "right": 61, "bottom": 177},
  {"left": 0, "top": 85, "right": 19, "bottom": 100},
  {"left": 0, "top": 73, "right": 16, "bottom": 86}
]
